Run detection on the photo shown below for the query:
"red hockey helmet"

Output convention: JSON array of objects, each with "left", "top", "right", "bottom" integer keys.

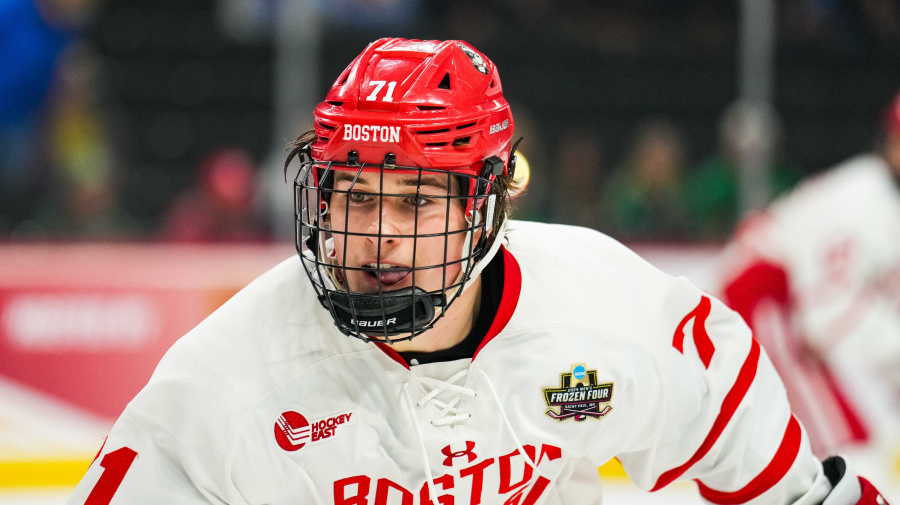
[
  {"left": 291, "top": 39, "right": 517, "bottom": 343},
  {"left": 311, "top": 38, "right": 514, "bottom": 177}
]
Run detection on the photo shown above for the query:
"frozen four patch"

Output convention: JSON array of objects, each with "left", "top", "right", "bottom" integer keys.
[{"left": 542, "top": 364, "right": 613, "bottom": 422}]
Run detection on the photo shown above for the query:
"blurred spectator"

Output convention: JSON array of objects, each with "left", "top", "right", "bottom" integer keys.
[
  {"left": 543, "top": 127, "right": 606, "bottom": 230},
  {"left": 602, "top": 119, "right": 689, "bottom": 241},
  {"left": 0, "top": 0, "right": 87, "bottom": 232},
  {"left": 314, "top": 0, "right": 421, "bottom": 29},
  {"left": 782, "top": 0, "right": 900, "bottom": 50},
  {"left": 30, "top": 42, "right": 138, "bottom": 239},
  {"left": 161, "top": 148, "right": 269, "bottom": 242},
  {"left": 685, "top": 102, "right": 802, "bottom": 240},
  {"left": 718, "top": 90, "right": 900, "bottom": 488},
  {"left": 558, "top": 3, "right": 645, "bottom": 56}
]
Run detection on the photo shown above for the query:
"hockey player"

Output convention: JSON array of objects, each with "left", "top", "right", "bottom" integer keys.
[
  {"left": 67, "top": 39, "right": 891, "bottom": 505},
  {"left": 720, "top": 91, "right": 900, "bottom": 496}
]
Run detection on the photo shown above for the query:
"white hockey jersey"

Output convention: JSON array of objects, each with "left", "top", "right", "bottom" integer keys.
[
  {"left": 67, "top": 221, "right": 834, "bottom": 505},
  {"left": 720, "top": 155, "right": 900, "bottom": 463}
]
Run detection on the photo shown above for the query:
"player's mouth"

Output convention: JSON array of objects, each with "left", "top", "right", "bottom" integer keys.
[{"left": 361, "top": 263, "right": 412, "bottom": 289}]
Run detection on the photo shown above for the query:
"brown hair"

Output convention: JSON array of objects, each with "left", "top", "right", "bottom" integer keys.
[{"left": 283, "top": 130, "right": 319, "bottom": 181}]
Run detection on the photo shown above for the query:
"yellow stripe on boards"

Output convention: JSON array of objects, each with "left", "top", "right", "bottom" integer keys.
[
  {"left": 0, "top": 456, "right": 628, "bottom": 487},
  {"left": 0, "top": 459, "right": 91, "bottom": 488}
]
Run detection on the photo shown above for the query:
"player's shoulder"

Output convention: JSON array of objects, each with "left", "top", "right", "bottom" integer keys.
[
  {"left": 829, "top": 153, "right": 889, "bottom": 181},
  {"left": 767, "top": 154, "right": 893, "bottom": 227},
  {"left": 502, "top": 220, "right": 701, "bottom": 344},
  {"left": 124, "top": 254, "right": 369, "bottom": 447},
  {"left": 505, "top": 220, "right": 638, "bottom": 260},
  {"left": 781, "top": 155, "right": 888, "bottom": 207},
  {"left": 168, "top": 253, "right": 352, "bottom": 361},
  {"left": 505, "top": 220, "right": 674, "bottom": 286}
]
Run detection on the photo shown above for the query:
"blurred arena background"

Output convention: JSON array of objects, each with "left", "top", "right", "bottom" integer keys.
[{"left": 1, "top": 0, "right": 899, "bottom": 502}]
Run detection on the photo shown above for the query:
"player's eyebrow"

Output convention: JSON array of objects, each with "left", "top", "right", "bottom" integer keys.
[{"left": 333, "top": 172, "right": 451, "bottom": 192}]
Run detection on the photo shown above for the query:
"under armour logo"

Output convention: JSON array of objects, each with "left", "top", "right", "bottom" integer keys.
[{"left": 441, "top": 441, "right": 477, "bottom": 467}]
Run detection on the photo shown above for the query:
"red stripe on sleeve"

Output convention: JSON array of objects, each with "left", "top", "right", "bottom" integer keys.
[
  {"left": 819, "top": 369, "right": 869, "bottom": 443},
  {"left": 672, "top": 296, "right": 715, "bottom": 368},
  {"left": 696, "top": 415, "right": 802, "bottom": 504},
  {"left": 651, "top": 339, "right": 761, "bottom": 491}
]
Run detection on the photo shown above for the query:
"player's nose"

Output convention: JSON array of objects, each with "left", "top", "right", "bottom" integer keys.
[{"left": 366, "top": 200, "right": 403, "bottom": 244}]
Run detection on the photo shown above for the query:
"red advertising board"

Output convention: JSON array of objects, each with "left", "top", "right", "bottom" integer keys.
[{"left": 0, "top": 243, "right": 290, "bottom": 420}]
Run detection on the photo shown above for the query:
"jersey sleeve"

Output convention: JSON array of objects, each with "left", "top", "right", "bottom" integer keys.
[
  {"left": 610, "top": 283, "right": 833, "bottom": 505},
  {"left": 66, "top": 406, "right": 239, "bottom": 505}
]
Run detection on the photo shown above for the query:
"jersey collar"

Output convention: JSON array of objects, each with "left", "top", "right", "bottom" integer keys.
[{"left": 375, "top": 245, "right": 522, "bottom": 369}]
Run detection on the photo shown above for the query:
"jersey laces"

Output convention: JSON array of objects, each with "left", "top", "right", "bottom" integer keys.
[
  {"left": 414, "top": 369, "right": 477, "bottom": 427},
  {"left": 401, "top": 368, "right": 543, "bottom": 504}
]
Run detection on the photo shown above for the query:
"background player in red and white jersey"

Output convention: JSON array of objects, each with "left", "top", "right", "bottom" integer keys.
[
  {"left": 720, "top": 91, "right": 900, "bottom": 495},
  {"left": 67, "top": 39, "right": 891, "bottom": 505}
]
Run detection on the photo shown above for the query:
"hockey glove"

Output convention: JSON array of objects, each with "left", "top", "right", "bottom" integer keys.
[{"left": 821, "top": 456, "right": 891, "bottom": 505}]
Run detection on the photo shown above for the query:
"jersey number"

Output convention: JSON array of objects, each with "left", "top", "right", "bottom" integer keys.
[
  {"left": 85, "top": 447, "right": 138, "bottom": 505},
  {"left": 672, "top": 296, "right": 716, "bottom": 368},
  {"left": 365, "top": 80, "right": 397, "bottom": 102}
]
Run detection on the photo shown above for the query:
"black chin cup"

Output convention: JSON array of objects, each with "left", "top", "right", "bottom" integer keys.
[{"left": 324, "top": 287, "right": 447, "bottom": 337}]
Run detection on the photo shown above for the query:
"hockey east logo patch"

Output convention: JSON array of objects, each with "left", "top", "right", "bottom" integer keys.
[
  {"left": 274, "top": 409, "right": 354, "bottom": 452},
  {"left": 542, "top": 364, "right": 613, "bottom": 422}
]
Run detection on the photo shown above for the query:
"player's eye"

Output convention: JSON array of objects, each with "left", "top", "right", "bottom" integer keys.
[
  {"left": 348, "top": 192, "right": 372, "bottom": 203},
  {"left": 405, "top": 195, "right": 431, "bottom": 207}
]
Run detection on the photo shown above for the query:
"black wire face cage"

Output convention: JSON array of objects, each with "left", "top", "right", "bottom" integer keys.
[{"left": 294, "top": 154, "right": 497, "bottom": 343}]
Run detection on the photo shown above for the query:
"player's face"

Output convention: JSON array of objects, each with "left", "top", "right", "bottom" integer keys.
[{"left": 328, "top": 171, "right": 471, "bottom": 295}]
